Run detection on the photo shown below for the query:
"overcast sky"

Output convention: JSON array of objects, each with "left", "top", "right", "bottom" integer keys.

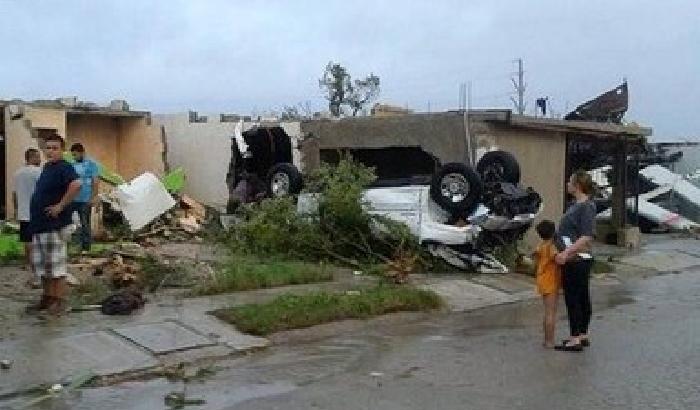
[{"left": 0, "top": 0, "right": 697, "bottom": 139}]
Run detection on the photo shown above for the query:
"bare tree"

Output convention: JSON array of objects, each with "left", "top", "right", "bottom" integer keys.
[{"left": 319, "top": 62, "right": 380, "bottom": 117}]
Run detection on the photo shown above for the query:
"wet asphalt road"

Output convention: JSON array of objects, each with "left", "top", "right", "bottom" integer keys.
[{"left": 5, "top": 269, "right": 700, "bottom": 410}]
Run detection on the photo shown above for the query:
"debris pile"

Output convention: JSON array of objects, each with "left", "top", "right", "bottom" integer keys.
[
  {"left": 100, "top": 171, "right": 210, "bottom": 243},
  {"left": 70, "top": 243, "right": 147, "bottom": 288},
  {"left": 135, "top": 195, "right": 208, "bottom": 243}
]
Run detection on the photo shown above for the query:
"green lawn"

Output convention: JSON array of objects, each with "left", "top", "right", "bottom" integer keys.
[
  {"left": 213, "top": 285, "right": 443, "bottom": 335},
  {"left": 190, "top": 256, "right": 333, "bottom": 296},
  {"left": 0, "top": 233, "right": 24, "bottom": 264}
]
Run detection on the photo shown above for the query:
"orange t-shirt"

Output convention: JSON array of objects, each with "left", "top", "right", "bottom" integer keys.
[{"left": 534, "top": 240, "right": 561, "bottom": 295}]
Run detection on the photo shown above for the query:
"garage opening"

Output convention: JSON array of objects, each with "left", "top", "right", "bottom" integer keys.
[{"left": 320, "top": 147, "right": 439, "bottom": 186}]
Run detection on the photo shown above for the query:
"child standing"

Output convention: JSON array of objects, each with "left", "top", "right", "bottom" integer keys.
[{"left": 534, "top": 220, "right": 561, "bottom": 348}]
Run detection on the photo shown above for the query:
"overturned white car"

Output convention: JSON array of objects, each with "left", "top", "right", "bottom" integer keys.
[
  {"left": 228, "top": 121, "right": 543, "bottom": 273},
  {"left": 298, "top": 154, "right": 542, "bottom": 273}
]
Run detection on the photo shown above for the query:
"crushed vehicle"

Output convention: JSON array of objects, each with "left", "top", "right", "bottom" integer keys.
[{"left": 226, "top": 120, "right": 542, "bottom": 273}]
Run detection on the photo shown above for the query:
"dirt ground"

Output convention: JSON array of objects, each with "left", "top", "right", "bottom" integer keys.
[{"left": 0, "top": 242, "right": 222, "bottom": 318}]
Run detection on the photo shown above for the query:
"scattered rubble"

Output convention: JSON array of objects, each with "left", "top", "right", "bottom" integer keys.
[
  {"left": 98, "top": 171, "right": 210, "bottom": 244},
  {"left": 164, "top": 391, "right": 206, "bottom": 408}
]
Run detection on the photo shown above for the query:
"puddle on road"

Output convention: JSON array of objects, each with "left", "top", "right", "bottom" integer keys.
[
  {"left": 3, "top": 275, "right": 666, "bottom": 410},
  {"left": 4, "top": 378, "right": 298, "bottom": 410}
]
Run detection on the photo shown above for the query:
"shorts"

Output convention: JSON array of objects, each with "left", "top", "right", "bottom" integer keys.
[
  {"left": 19, "top": 221, "right": 32, "bottom": 243},
  {"left": 31, "top": 227, "right": 72, "bottom": 279}
]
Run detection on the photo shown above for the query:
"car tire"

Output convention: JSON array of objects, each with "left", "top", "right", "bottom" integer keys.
[
  {"left": 430, "top": 163, "right": 482, "bottom": 214},
  {"left": 477, "top": 150, "right": 521, "bottom": 184},
  {"left": 267, "top": 163, "right": 303, "bottom": 198}
]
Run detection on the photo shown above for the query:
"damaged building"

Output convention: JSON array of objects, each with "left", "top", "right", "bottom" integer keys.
[
  {"left": 156, "top": 106, "right": 651, "bottom": 248},
  {"left": 300, "top": 111, "right": 651, "bottom": 246},
  {"left": 0, "top": 98, "right": 166, "bottom": 220}
]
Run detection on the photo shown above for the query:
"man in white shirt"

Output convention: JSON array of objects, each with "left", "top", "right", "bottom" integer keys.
[{"left": 13, "top": 148, "right": 42, "bottom": 284}]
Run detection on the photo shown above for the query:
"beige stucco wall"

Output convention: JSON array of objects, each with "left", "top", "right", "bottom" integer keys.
[
  {"left": 4, "top": 106, "right": 66, "bottom": 216},
  {"left": 117, "top": 117, "right": 166, "bottom": 181},
  {"left": 67, "top": 115, "right": 120, "bottom": 172},
  {"left": 301, "top": 113, "right": 470, "bottom": 168},
  {"left": 155, "top": 113, "right": 302, "bottom": 208},
  {"left": 474, "top": 124, "right": 567, "bottom": 248}
]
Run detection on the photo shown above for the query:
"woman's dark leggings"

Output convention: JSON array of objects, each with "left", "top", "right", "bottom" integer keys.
[{"left": 562, "top": 259, "right": 593, "bottom": 337}]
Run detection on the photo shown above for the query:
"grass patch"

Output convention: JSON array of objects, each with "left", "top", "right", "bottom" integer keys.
[
  {"left": 0, "top": 232, "right": 24, "bottom": 264},
  {"left": 592, "top": 259, "right": 616, "bottom": 274},
  {"left": 213, "top": 285, "right": 443, "bottom": 335},
  {"left": 68, "top": 242, "right": 114, "bottom": 257},
  {"left": 191, "top": 255, "right": 332, "bottom": 296},
  {"left": 140, "top": 256, "right": 192, "bottom": 292}
]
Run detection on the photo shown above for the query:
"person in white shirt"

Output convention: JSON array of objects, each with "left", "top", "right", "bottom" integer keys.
[{"left": 13, "top": 148, "right": 42, "bottom": 285}]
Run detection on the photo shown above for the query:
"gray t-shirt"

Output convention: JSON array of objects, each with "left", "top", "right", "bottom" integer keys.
[
  {"left": 13, "top": 165, "right": 41, "bottom": 221},
  {"left": 556, "top": 200, "right": 596, "bottom": 252}
]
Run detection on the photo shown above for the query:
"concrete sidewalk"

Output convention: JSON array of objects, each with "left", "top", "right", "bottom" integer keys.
[
  {"left": 3, "top": 234, "right": 700, "bottom": 399},
  {"left": 0, "top": 274, "right": 379, "bottom": 399},
  {"left": 0, "top": 295, "right": 268, "bottom": 398}
]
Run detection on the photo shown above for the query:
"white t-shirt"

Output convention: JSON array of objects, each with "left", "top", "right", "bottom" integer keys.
[{"left": 13, "top": 165, "right": 41, "bottom": 221}]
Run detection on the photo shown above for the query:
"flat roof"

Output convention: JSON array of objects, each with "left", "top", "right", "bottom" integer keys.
[
  {"left": 505, "top": 114, "right": 652, "bottom": 137},
  {"left": 302, "top": 109, "right": 652, "bottom": 138},
  {"left": 0, "top": 100, "right": 150, "bottom": 118},
  {"left": 66, "top": 109, "right": 149, "bottom": 118}
]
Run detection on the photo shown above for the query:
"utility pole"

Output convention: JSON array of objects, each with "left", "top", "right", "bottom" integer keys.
[{"left": 510, "top": 58, "right": 526, "bottom": 114}]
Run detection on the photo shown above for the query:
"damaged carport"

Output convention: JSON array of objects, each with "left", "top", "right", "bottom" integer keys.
[
  {"left": 479, "top": 115, "right": 651, "bottom": 246},
  {"left": 300, "top": 111, "right": 652, "bottom": 249}
]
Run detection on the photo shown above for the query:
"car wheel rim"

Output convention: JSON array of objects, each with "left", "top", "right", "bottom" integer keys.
[
  {"left": 271, "top": 172, "right": 291, "bottom": 196},
  {"left": 440, "top": 173, "right": 470, "bottom": 203}
]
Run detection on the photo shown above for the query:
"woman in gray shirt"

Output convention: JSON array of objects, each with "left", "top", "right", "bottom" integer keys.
[{"left": 554, "top": 170, "right": 596, "bottom": 352}]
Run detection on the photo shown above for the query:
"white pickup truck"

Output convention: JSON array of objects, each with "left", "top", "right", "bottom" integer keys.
[{"left": 299, "top": 184, "right": 542, "bottom": 273}]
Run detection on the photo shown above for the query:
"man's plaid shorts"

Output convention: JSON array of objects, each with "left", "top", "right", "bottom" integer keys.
[{"left": 31, "top": 228, "right": 70, "bottom": 279}]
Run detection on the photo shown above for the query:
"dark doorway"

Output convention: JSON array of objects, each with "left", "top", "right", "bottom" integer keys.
[{"left": 320, "top": 146, "right": 439, "bottom": 186}]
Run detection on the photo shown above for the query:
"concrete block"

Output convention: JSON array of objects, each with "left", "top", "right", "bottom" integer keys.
[
  {"left": 419, "top": 279, "right": 517, "bottom": 312},
  {"left": 179, "top": 312, "right": 270, "bottom": 352},
  {"left": 113, "top": 321, "right": 215, "bottom": 355},
  {"left": 470, "top": 274, "right": 534, "bottom": 294},
  {"left": 0, "top": 331, "right": 158, "bottom": 396},
  {"left": 619, "top": 250, "right": 700, "bottom": 272},
  {"left": 109, "top": 99, "right": 129, "bottom": 111},
  {"left": 618, "top": 226, "right": 641, "bottom": 249}
]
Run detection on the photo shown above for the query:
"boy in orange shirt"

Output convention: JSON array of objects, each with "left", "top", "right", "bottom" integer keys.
[{"left": 534, "top": 220, "right": 561, "bottom": 348}]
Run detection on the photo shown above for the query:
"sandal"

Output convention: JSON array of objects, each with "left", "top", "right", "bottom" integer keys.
[
  {"left": 562, "top": 338, "right": 590, "bottom": 347},
  {"left": 554, "top": 340, "right": 583, "bottom": 352}
]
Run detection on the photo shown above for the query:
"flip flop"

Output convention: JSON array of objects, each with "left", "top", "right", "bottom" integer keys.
[{"left": 554, "top": 341, "right": 583, "bottom": 352}]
